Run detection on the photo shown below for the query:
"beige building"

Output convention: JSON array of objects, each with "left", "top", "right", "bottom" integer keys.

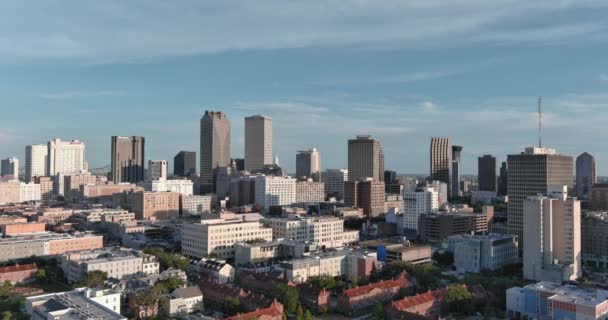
[
  {"left": 64, "top": 172, "right": 106, "bottom": 198},
  {"left": 25, "top": 144, "right": 48, "bottom": 182},
  {"left": 280, "top": 250, "right": 377, "bottom": 283},
  {"left": 295, "top": 180, "right": 325, "bottom": 203},
  {"left": 36, "top": 209, "right": 74, "bottom": 224},
  {"left": 296, "top": 148, "right": 321, "bottom": 181},
  {"left": 111, "top": 136, "right": 145, "bottom": 183},
  {"left": 523, "top": 186, "right": 581, "bottom": 282},
  {"left": 200, "top": 111, "right": 231, "bottom": 194},
  {"left": 344, "top": 179, "right": 386, "bottom": 217},
  {"left": 138, "top": 178, "right": 194, "bottom": 196},
  {"left": 430, "top": 137, "right": 452, "bottom": 197},
  {"left": 245, "top": 115, "right": 272, "bottom": 172},
  {"left": 348, "top": 136, "right": 384, "bottom": 182},
  {"left": 262, "top": 216, "right": 359, "bottom": 249},
  {"left": 35, "top": 176, "right": 55, "bottom": 201},
  {"left": 181, "top": 195, "right": 213, "bottom": 215},
  {"left": 130, "top": 192, "right": 180, "bottom": 220},
  {"left": 47, "top": 139, "right": 86, "bottom": 176},
  {"left": 181, "top": 218, "right": 273, "bottom": 259},
  {"left": 165, "top": 286, "right": 203, "bottom": 317},
  {"left": 0, "top": 181, "right": 21, "bottom": 204}
]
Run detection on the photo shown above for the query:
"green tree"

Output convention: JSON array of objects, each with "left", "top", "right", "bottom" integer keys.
[
  {"left": 432, "top": 251, "right": 454, "bottom": 267},
  {"left": 296, "top": 304, "right": 304, "bottom": 320},
  {"left": 143, "top": 247, "right": 190, "bottom": 272},
  {"left": 0, "top": 281, "right": 13, "bottom": 297},
  {"left": 224, "top": 297, "right": 241, "bottom": 316},
  {"left": 35, "top": 269, "right": 48, "bottom": 284},
  {"left": 77, "top": 270, "right": 107, "bottom": 288},
  {"left": 445, "top": 285, "right": 473, "bottom": 314},
  {"left": 275, "top": 284, "right": 299, "bottom": 314},
  {"left": 372, "top": 303, "right": 386, "bottom": 320},
  {"left": 155, "top": 276, "right": 185, "bottom": 293},
  {"left": 1, "top": 310, "right": 12, "bottom": 320},
  {"left": 304, "top": 309, "right": 312, "bottom": 320}
]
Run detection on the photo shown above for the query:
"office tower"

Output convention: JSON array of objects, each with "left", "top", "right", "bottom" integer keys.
[
  {"left": 254, "top": 175, "right": 296, "bottom": 213},
  {"left": 451, "top": 146, "right": 462, "bottom": 199},
  {"left": 200, "top": 111, "right": 231, "bottom": 194},
  {"left": 478, "top": 155, "right": 497, "bottom": 192},
  {"left": 174, "top": 151, "right": 196, "bottom": 177},
  {"left": 403, "top": 187, "right": 438, "bottom": 235},
  {"left": 348, "top": 135, "right": 384, "bottom": 182},
  {"left": 507, "top": 147, "right": 573, "bottom": 253},
  {"left": 498, "top": 161, "right": 508, "bottom": 196},
  {"left": 384, "top": 170, "right": 397, "bottom": 184},
  {"left": 296, "top": 148, "right": 321, "bottom": 181},
  {"left": 47, "top": 139, "right": 86, "bottom": 176},
  {"left": 111, "top": 136, "right": 145, "bottom": 183},
  {"left": 344, "top": 179, "right": 386, "bottom": 217},
  {"left": 233, "top": 158, "right": 245, "bottom": 172},
  {"left": 322, "top": 169, "right": 348, "bottom": 199},
  {"left": 523, "top": 186, "right": 581, "bottom": 282},
  {"left": 576, "top": 152, "right": 596, "bottom": 199},
  {"left": 430, "top": 137, "right": 452, "bottom": 197},
  {"left": 148, "top": 160, "right": 168, "bottom": 180},
  {"left": 1, "top": 157, "right": 19, "bottom": 180},
  {"left": 25, "top": 145, "right": 48, "bottom": 182},
  {"left": 245, "top": 115, "right": 272, "bottom": 172}
]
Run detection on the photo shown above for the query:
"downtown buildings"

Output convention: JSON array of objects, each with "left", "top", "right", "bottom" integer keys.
[
  {"left": 200, "top": 111, "right": 231, "bottom": 194},
  {"left": 111, "top": 136, "right": 145, "bottom": 183}
]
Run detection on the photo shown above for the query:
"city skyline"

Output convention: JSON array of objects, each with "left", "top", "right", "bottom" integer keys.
[{"left": 1, "top": 2, "right": 608, "bottom": 175}]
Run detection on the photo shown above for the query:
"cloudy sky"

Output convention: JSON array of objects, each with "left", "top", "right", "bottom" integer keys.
[{"left": 1, "top": 1, "right": 608, "bottom": 174}]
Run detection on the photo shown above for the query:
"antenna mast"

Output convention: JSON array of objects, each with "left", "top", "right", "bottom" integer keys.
[{"left": 538, "top": 96, "right": 542, "bottom": 148}]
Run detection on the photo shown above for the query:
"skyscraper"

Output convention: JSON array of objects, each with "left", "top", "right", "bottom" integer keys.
[
  {"left": 200, "top": 111, "right": 231, "bottom": 194},
  {"left": 507, "top": 147, "right": 573, "bottom": 254},
  {"left": 347, "top": 135, "right": 384, "bottom": 182},
  {"left": 148, "top": 160, "right": 168, "bottom": 180},
  {"left": 245, "top": 115, "right": 272, "bottom": 172},
  {"left": 173, "top": 151, "right": 196, "bottom": 177},
  {"left": 25, "top": 144, "right": 48, "bottom": 182},
  {"left": 430, "top": 137, "right": 452, "bottom": 197},
  {"left": 576, "top": 152, "right": 596, "bottom": 199},
  {"left": 451, "top": 145, "right": 462, "bottom": 199},
  {"left": 478, "top": 155, "right": 497, "bottom": 192},
  {"left": 296, "top": 148, "right": 321, "bottom": 181},
  {"left": 498, "top": 161, "right": 508, "bottom": 196},
  {"left": 111, "top": 136, "right": 145, "bottom": 183},
  {"left": 384, "top": 170, "right": 397, "bottom": 184},
  {"left": 47, "top": 139, "right": 86, "bottom": 176},
  {"left": 0, "top": 157, "right": 18, "bottom": 180},
  {"left": 322, "top": 169, "right": 348, "bottom": 199}
]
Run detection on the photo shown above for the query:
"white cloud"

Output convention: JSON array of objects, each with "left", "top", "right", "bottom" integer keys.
[
  {"left": 38, "top": 90, "right": 125, "bottom": 100},
  {"left": 420, "top": 101, "right": 439, "bottom": 113}
]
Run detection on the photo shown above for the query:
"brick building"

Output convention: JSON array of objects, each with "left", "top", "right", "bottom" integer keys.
[
  {"left": 337, "top": 273, "right": 410, "bottom": 317},
  {"left": 0, "top": 263, "right": 38, "bottom": 284},
  {"left": 1, "top": 222, "right": 46, "bottom": 237}
]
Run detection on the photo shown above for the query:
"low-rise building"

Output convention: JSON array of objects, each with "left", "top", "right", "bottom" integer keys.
[
  {"left": 26, "top": 288, "right": 124, "bottom": 320},
  {"left": 224, "top": 300, "right": 284, "bottom": 320},
  {"left": 234, "top": 240, "right": 310, "bottom": 266},
  {"left": 181, "top": 195, "right": 213, "bottom": 215},
  {"left": 280, "top": 249, "right": 377, "bottom": 283},
  {"left": 36, "top": 208, "right": 74, "bottom": 224},
  {"left": 1, "top": 222, "right": 46, "bottom": 237},
  {"left": 0, "top": 181, "right": 21, "bottom": 204},
  {"left": 262, "top": 216, "right": 359, "bottom": 249},
  {"left": 448, "top": 233, "right": 519, "bottom": 273},
  {"left": 197, "top": 258, "right": 235, "bottom": 284},
  {"left": 418, "top": 209, "right": 492, "bottom": 242},
  {"left": 138, "top": 179, "right": 194, "bottom": 196},
  {"left": 80, "top": 183, "right": 142, "bottom": 203},
  {"left": 165, "top": 286, "right": 203, "bottom": 317},
  {"left": 360, "top": 240, "right": 432, "bottom": 264},
  {"left": 0, "top": 263, "right": 38, "bottom": 284},
  {"left": 0, "top": 232, "right": 103, "bottom": 262},
  {"left": 130, "top": 191, "right": 181, "bottom": 220},
  {"left": 337, "top": 274, "right": 410, "bottom": 317}
]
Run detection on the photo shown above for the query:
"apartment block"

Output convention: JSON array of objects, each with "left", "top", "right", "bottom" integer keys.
[
  {"left": 130, "top": 192, "right": 180, "bottom": 220},
  {"left": 47, "top": 139, "right": 86, "bottom": 176},
  {"left": 181, "top": 195, "right": 213, "bottom": 215}
]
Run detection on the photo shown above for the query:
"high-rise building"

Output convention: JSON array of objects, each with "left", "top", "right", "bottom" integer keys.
[
  {"left": 296, "top": 148, "right": 321, "bottom": 181},
  {"left": 47, "top": 139, "right": 86, "bottom": 176},
  {"left": 430, "top": 137, "right": 452, "bottom": 197},
  {"left": 344, "top": 179, "right": 386, "bottom": 217},
  {"left": 254, "top": 176, "right": 296, "bottom": 213},
  {"left": 200, "top": 111, "right": 231, "bottom": 194},
  {"left": 428, "top": 180, "right": 448, "bottom": 206},
  {"left": 478, "top": 155, "right": 497, "bottom": 192},
  {"left": 322, "top": 169, "right": 348, "bottom": 199},
  {"left": 25, "top": 145, "right": 48, "bottom": 182},
  {"left": 523, "top": 186, "right": 581, "bottom": 282},
  {"left": 1, "top": 157, "right": 19, "bottom": 180},
  {"left": 451, "top": 146, "right": 462, "bottom": 199},
  {"left": 384, "top": 170, "right": 397, "bottom": 184},
  {"left": 507, "top": 147, "right": 573, "bottom": 254},
  {"left": 348, "top": 136, "right": 384, "bottom": 182},
  {"left": 498, "top": 161, "right": 508, "bottom": 196},
  {"left": 111, "top": 136, "right": 145, "bottom": 183},
  {"left": 576, "top": 152, "right": 596, "bottom": 199},
  {"left": 148, "top": 160, "right": 168, "bottom": 180},
  {"left": 233, "top": 158, "right": 245, "bottom": 172},
  {"left": 244, "top": 115, "right": 272, "bottom": 172},
  {"left": 403, "top": 187, "right": 438, "bottom": 234},
  {"left": 174, "top": 151, "right": 196, "bottom": 177}
]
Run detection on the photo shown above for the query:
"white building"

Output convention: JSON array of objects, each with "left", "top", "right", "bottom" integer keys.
[
  {"left": 181, "top": 218, "right": 273, "bottom": 259},
  {"left": 262, "top": 216, "right": 359, "bottom": 249},
  {"left": 448, "top": 233, "right": 519, "bottom": 273},
  {"left": 148, "top": 160, "right": 168, "bottom": 180},
  {"left": 25, "top": 144, "right": 48, "bottom": 182},
  {"left": 403, "top": 187, "right": 438, "bottom": 233},
  {"left": 197, "top": 258, "right": 235, "bottom": 284},
  {"left": 322, "top": 169, "right": 348, "bottom": 199},
  {"left": 254, "top": 175, "right": 296, "bottom": 213},
  {"left": 26, "top": 288, "right": 124, "bottom": 320},
  {"left": 245, "top": 115, "right": 273, "bottom": 172},
  {"left": 181, "top": 195, "right": 213, "bottom": 215},
  {"left": 19, "top": 182, "right": 42, "bottom": 202},
  {"left": 1, "top": 157, "right": 19, "bottom": 180},
  {"left": 296, "top": 148, "right": 321, "bottom": 181},
  {"left": 47, "top": 139, "right": 86, "bottom": 176},
  {"left": 138, "top": 178, "right": 194, "bottom": 196},
  {"left": 165, "top": 286, "right": 203, "bottom": 317},
  {"left": 428, "top": 181, "right": 448, "bottom": 205},
  {"left": 295, "top": 179, "right": 325, "bottom": 203},
  {"left": 523, "top": 186, "right": 581, "bottom": 283},
  {"left": 280, "top": 250, "right": 377, "bottom": 283}
]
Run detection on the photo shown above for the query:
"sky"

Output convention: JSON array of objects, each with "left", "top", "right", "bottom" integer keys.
[{"left": 1, "top": 1, "right": 608, "bottom": 175}]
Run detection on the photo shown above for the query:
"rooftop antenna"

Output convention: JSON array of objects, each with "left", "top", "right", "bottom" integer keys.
[{"left": 538, "top": 96, "right": 542, "bottom": 148}]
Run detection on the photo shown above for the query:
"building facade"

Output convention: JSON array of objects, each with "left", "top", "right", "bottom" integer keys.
[
  {"left": 111, "top": 136, "right": 145, "bottom": 183},
  {"left": 254, "top": 175, "right": 296, "bottom": 213},
  {"left": 245, "top": 115, "right": 273, "bottom": 172},
  {"left": 47, "top": 139, "right": 86, "bottom": 176},
  {"left": 181, "top": 195, "right": 213, "bottom": 215},
  {"left": 403, "top": 187, "right": 438, "bottom": 234},
  {"left": 173, "top": 151, "right": 196, "bottom": 177},
  {"left": 200, "top": 110, "right": 231, "bottom": 194},
  {"left": 129, "top": 192, "right": 181, "bottom": 220},
  {"left": 348, "top": 136, "right": 384, "bottom": 182},
  {"left": 1, "top": 157, "right": 19, "bottom": 180},
  {"left": 262, "top": 216, "right": 359, "bottom": 249},
  {"left": 430, "top": 137, "right": 452, "bottom": 197},
  {"left": 576, "top": 152, "right": 596, "bottom": 199},
  {"left": 25, "top": 144, "right": 48, "bottom": 182},
  {"left": 148, "top": 160, "right": 168, "bottom": 180},
  {"left": 138, "top": 179, "right": 194, "bottom": 196},
  {"left": 448, "top": 233, "right": 518, "bottom": 273},
  {"left": 322, "top": 168, "right": 348, "bottom": 199},
  {"left": 581, "top": 211, "right": 608, "bottom": 268},
  {"left": 296, "top": 148, "right": 321, "bottom": 181},
  {"left": 295, "top": 180, "right": 325, "bottom": 203},
  {"left": 478, "top": 155, "right": 497, "bottom": 192}
]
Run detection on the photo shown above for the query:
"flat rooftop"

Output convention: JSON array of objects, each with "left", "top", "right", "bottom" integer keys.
[{"left": 526, "top": 281, "right": 608, "bottom": 307}]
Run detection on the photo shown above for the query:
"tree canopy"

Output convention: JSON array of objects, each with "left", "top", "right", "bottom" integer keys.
[{"left": 76, "top": 270, "right": 107, "bottom": 288}]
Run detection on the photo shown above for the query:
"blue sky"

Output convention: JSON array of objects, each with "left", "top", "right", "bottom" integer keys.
[{"left": 1, "top": 1, "right": 608, "bottom": 174}]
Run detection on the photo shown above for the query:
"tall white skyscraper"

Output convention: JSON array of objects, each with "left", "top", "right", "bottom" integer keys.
[
  {"left": 0, "top": 157, "right": 19, "bottom": 180},
  {"left": 25, "top": 144, "right": 48, "bottom": 182},
  {"left": 148, "top": 160, "right": 168, "bottom": 180},
  {"left": 296, "top": 148, "right": 321, "bottom": 181},
  {"left": 403, "top": 187, "right": 438, "bottom": 233},
  {"left": 245, "top": 115, "right": 272, "bottom": 172},
  {"left": 47, "top": 139, "right": 86, "bottom": 176}
]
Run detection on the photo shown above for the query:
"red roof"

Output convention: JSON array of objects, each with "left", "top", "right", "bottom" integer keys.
[
  {"left": 344, "top": 275, "right": 410, "bottom": 299},
  {"left": 224, "top": 300, "right": 283, "bottom": 320},
  {"left": 392, "top": 288, "right": 448, "bottom": 311},
  {"left": 0, "top": 263, "right": 37, "bottom": 274}
]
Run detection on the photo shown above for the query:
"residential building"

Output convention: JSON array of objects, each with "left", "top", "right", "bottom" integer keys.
[
  {"left": 418, "top": 208, "right": 493, "bottom": 242},
  {"left": 430, "top": 137, "right": 452, "bottom": 197},
  {"left": 47, "top": 138, "right": 86, "bottom": 176},
  {"left": 262, "top": 216, "right": 359, "bottom": 249},
  {"left": 296, "top": 148, "right": 321, "bottom": 181},
  {"left": 148, "top": 160, "right": 168, "bottom": 180},
  {"left": 197, "top": 258, "right": 235, "bottom": 284},
  {"left": 254, "top": 175, "right": 296, "bottom": 213},
  {"left": 129, "top": 192, "right": 180, "bottom": 220},
  {"left": 245, "top": 115, "right": 272, "bottom": 172},
  {"left": 165, "top": 286, "right": 203, "bottom": 317},
  {"left": 181, "top": 195, "right": 213, "bottom": 215},
  {"left": 138, "top": 178, "right": 193, "bottom": 196},
  {"left": 295, "top": 179, "right": 325, "bottom": 203},
  {"left": 507, "top": 147, "right": 573, "bottom": 254},
  {"left": 478, "top": 155, "right": 497, "bottom": 192},
  {"left": 348, "top": 135, "right": 384, "bottom": 182},
  {"left": 111, "top": 136, "right": 145, "bottom": 183},
  {"left": 576, "top": 152, "right": 596, "bottom": 199},
  {"left": 25, "top": 144, "right": 48, "bottom": 182},
  {"left": 322, "top": 168, "right": 348, "bottom": 199},
  {"left": 280, "top": 250, "right": 377, "bottom": 284},
  {"left": 344, "top": 179, "right": 386, "bottom": 217},
  {"left": 26, "top": 288, "right": 124, "bottom": 320},
  {"left": 0, "top": 232, "right": 103, "bottom": 262},
  {"left": 200, "top": 110, "right": 231, "bottom": 194},
  {"left": 590, "top": 184, "right": 608, "bottom": 211},
  {"left": 1, "top": 157, "right": 19, "bottom": 180},
  {"left": 448, "top": 233, "right": 518, "bottom": 273},
  {"left": 0, "top": 263, "right": 38, "bottom": 284},
  {"left": 181, "top": 218, "right": 273, "bottom": 259},
  {"left": 224, "top": 300, "right": 284, "bottom": 320},
  {"left": 173, "top": 151, "right": 196, "bottom": 176},
  {"left": 523, "top": 187, "right": 581, "bottom": 282},
  {"left": 451, "top": 145, "right": 462, "bottom": 199},
  {"left": 403, "top": 187, "right": 438, "bottom": 235},
  {"left": 507, "top": 282, "right": 608, "bottom": 320},
  {"left": 337, "top": 274, "right": 410, "bottom": 317}
]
